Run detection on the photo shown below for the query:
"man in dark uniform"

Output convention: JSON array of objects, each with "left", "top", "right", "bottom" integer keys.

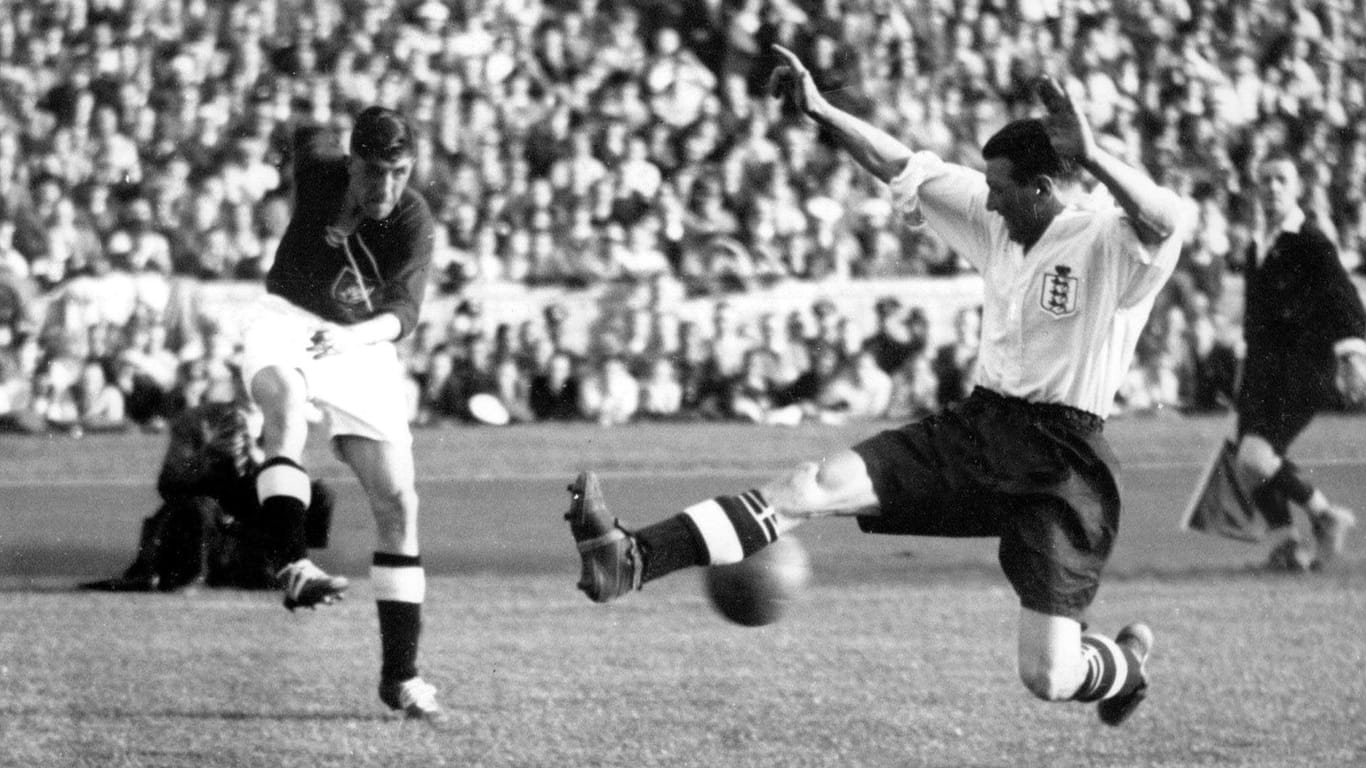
[
  {"left": 79, "top": 398, "right": 334, "bottom": 592},
  {"left": 1235, "top": 153, "right": 1366, "bottom": 571},
  {"left": 239, "top": 106, "right": 441, "bottom": 720},
  {"left": 566, "top": 46, "right": 1191, "bottom": 728}
]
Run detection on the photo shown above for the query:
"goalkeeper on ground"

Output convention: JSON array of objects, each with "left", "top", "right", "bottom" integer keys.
[{"left": 81, "top": 397, "right": 333, "bottom": 592}]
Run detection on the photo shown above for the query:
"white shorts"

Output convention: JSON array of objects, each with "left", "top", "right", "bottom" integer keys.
[{"left": 240, "top": 294, "right": 412, "bottom": 448}]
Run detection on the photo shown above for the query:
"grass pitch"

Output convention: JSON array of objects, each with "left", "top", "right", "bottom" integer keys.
[{"left": 2, "top": 415, "right": 1365, "bottom": 767}]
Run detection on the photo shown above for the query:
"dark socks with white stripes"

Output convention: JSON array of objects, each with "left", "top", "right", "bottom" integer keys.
[
  {"left": 636, "top": 490, "right": 778, "bottom": 583},
  {"left": 1072, "top": 634, "right": 1143, "bottom": 702},
  {"left": 256, "top": 456, "right": 311, "bottom": 564},
  {"left": 373, "top": 552, "right": 424, "bottom": 683}
]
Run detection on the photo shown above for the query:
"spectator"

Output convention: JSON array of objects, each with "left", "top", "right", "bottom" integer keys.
[
  {"left": 727, "top": 347, "right": 802, "bottom": 426},
  {"left": 862, "top": 296, "right": 915, "bottom": 374},
  {"left": 37, "top": 198, "right": 102, "bottom": 287},
  {"left": 106, "top": 197, "right": 172, "bottom": 275},
  {"left": 445, "top": 334, "right": 500, "bottom": 423},
  {"left": 492, "top": 352, "right": 535, "bottom": 424},
  {"left": 1186, "top": 300, "right": 1240, "bottom": 412},
  {"left": 415, "top": 343, "right": 459, "bottom": 424},
  {"left": 2, "top": 0, "right": 1364, "bottom": 425},
  {"left": 755, "top": 310, "right": 809, "bottom": 389},
  {"left": 529, "top": 350, "right": 584, "bottom": 422},
  {"left": 197, "top": 324, "right": 241, "bottom": 406},
  {"left": 168, "top": 357, "right": 213, "bottom": 415},
  {"left": 638, "top": 355, "right": 684, "bottom": 421},
  {"left": 0, "top": 220, "right": 32, "bottom": 279},
  {"left": 1114, "top": 340, "right": 1184, "bottom": 417},
  {"left": 579, "top": 354, "right": 640, "bottom": 427},
  {"left": 887, "top": 350, "right": 941, "bottom": 422},
  {"left": 75, "top": 357, "right": 128, "bottom": 433},
  {"left": 31, "top": 353, "right": 82, "bottom": 436},
  {"left": 115, "top": 320, "right": 179, "bottom": 426},
  {"left": 707, "top": 299, "right": 749, "bottom": 383},
  {"left": 0, "top": 326, "right": 43, "bottom": 434},
  {"left": 807, "top": 297, "right": 844, "bottom": 357},
  {"left": 931, "top": 306, "right": 982, "bottom": 408},
  {"left": 675, "top": 318, "right": 726, "bottom": 417},
  {"left": 813, "top": 349, "right": 894, "bottom": 423},
  {"left": 780, "top": 343, "right": 844, "bottom": 414},
  {"left": 0, "top": 250, "right": 36, "bottom": 336}
]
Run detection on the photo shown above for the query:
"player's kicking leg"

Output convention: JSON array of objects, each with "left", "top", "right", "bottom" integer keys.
[
  {"left": 566, "top": 452, "right": 877, "bottom": 601},
  {"left": 252, "top": 366, "right": 348, "bottom": 611}
]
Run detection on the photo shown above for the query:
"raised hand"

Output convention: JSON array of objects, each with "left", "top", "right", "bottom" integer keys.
[
  {"left": 1035, "top": 75, "right": 1096, "bottom": 165},
  {"left": 768, "top": 44, "right": 825, "bottom": 117}
]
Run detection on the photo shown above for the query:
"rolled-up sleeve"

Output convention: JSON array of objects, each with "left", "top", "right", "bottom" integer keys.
[{"left": 888, "top": 152, "right": 994, "bottom": 272}]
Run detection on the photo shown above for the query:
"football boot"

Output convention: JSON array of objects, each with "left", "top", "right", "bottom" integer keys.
[
  {"left": 1310, "top": 506, "right": 1356, "bottom": 569},
  {"left": 1098, "top": 622, "right": 1154, "bottom": 727},
  {"left": 380, "top": 676, "right": 445, "bottom": 723},
  {"left": 565, "top": 471, "right": 641, "bottom": 602},
  {"left": 278, "top": 558, "right": 349, "bottom": 611}
]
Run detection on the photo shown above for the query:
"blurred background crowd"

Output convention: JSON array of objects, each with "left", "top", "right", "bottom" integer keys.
[{"left": 1, "top": 0, "right": 1362, "bottom": 435}]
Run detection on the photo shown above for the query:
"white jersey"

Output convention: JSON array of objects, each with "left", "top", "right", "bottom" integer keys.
[{"left": 890, "top": 152, "right": 1185, "bottom": 418}]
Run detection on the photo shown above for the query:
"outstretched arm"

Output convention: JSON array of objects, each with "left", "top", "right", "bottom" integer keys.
[
  {"left": 1035, "top": 76, "right": 1181, "bottom": 245},
  {"left": 770, "top": 45, "right": 912, "bottom": 184}
]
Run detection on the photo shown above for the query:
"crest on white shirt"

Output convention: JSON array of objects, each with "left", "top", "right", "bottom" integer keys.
[{"left": 1040, "top": 265, "right": 1078, "bottom": 317}]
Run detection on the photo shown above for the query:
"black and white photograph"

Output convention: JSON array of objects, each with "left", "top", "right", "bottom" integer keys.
[{"left": 1, "top": 0, "right": 1364, "bottom": 765}]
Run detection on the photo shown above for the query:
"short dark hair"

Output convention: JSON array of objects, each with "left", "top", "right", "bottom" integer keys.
[
  {"left": 350, "top": 106, "right": 415, "bottom": 162},
  {"left": 981, "top": 118, "right": 1077, "bottom": 184},
  {"left": 1257, "top": 150, "right": 1302, "bottom": 178}
]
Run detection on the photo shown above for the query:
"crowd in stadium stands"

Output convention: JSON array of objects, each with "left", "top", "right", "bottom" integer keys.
[{"left": 0, "top": 0, "right": 1362, "bottom": 434}]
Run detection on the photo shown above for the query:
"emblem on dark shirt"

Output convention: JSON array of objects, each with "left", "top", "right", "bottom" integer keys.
[{"left": 332, "top": 265, "right": 375, "bottom": 311}]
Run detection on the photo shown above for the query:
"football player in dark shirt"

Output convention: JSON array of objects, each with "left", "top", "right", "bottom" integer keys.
[{"left": 239, "top": 106, "right": 441, "bottom": 720}]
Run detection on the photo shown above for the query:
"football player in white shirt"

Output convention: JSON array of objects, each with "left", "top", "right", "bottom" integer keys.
[{"left": 565, "top": 46, "right": 1190, "bottom": 727}]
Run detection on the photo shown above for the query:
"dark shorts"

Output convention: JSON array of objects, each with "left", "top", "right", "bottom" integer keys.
[
  {"left": 851, "top": 388, "right": 1121, "bottom": 620},
  {"left": 1237, "top": 376, "right": 1320, "bottom": 456},
  {"left": 1237, "top": 348, "right": 1337, "bottom": 454}
]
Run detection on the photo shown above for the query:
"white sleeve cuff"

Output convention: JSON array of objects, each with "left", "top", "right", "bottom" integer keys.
[{"left": 1334, "top": 338, "right": 1366, "bottom": 357}]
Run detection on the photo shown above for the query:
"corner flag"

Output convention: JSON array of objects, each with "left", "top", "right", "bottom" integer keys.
[{"left": 1178, "top": 439, "right": 1269, "bottom": 542}]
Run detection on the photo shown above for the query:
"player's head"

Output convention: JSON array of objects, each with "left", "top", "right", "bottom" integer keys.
[
  {"left": 981, "top": 118, "right": 1077, "bottom": 245},
  {"left": 347, "top": 106, "right": 416, "bottom": 220},
  {"left": 1256, "top": 151, "right": 1302, "bottom": 224}
]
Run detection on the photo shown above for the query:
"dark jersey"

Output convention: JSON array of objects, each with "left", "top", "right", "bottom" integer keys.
[
  {"left": 157, "top": 402, "right": 255, "bottom": 503},
  {"left": 266, "top": 127, "right": 434, "bottom": 339},
  {"left": 1241, "top": 221, "right": 1366, "bottom": 401}
]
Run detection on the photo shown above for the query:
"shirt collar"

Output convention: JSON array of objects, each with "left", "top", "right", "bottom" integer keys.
[
  {"left": 1257, "top": 206, "right": 1305, "bottom": 264},
  {"left": 1268, "top": 206, "right": 1306, "bottom": 237}
]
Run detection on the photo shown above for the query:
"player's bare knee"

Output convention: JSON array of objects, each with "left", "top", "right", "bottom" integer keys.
[
  {"left": 1017, "top": 646, "right": 1085, "bottom": 702},
  {"left": 374, "top": 515, "right": 414, "bottom": 553},
  {"left": 1236, "top": 436, "right": 1280, "bottom": 479},
  {"left": 1018, "top": 663, "right": 1078, "bottom": 702},
  {"left": 375, "top": 485, "right": 417, "bottom": 515},
  {"left": 251, "top": 367, "right": 306, "bottom": 415}
]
